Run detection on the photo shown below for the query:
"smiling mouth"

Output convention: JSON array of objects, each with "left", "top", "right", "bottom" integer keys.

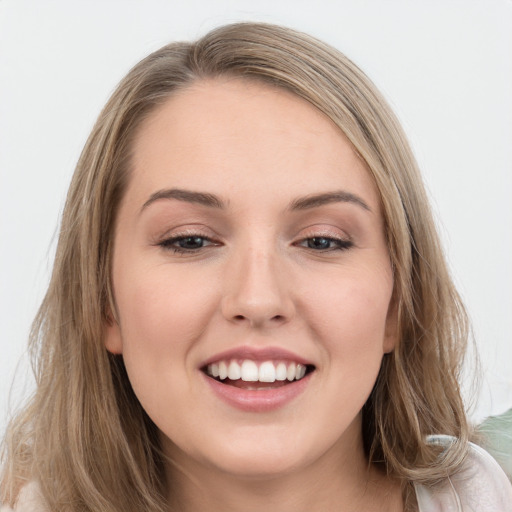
[{"left": 203, "top": 359, "right": 315, "bottom": 390}]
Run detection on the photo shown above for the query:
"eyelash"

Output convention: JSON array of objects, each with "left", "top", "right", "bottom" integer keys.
[
  {"left": 296, "top": 236, "right": 353, "bottom": 252},
  {"left": 158, "top": 234, "right": 217, "bottom": 254},
  {"left": 157, "top": 233, "right": 353, "bottom": 254}
]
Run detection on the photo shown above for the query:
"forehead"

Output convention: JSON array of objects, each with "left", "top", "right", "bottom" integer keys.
[{"left": 128, "top": 78, "right": 380, "bottom": 211}]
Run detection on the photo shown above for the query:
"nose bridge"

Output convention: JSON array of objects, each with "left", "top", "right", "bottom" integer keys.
[{"left": 221, "top": 237, "right": 293, "bottom": 327}]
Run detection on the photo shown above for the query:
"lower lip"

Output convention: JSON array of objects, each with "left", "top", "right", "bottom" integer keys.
[{"left": 202, "top": 372, "right": 312, "bottom": 412}]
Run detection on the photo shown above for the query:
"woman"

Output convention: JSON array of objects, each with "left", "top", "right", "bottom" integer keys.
[{"left": 1, "top": 22, "right": 511, "bottom": 512}]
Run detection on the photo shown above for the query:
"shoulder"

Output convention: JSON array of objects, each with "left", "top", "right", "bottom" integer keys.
[
  {"left": 415, "top": 435, "right": 512, "bottom": 511},
  {"left": 0, "top": 482, "right": 48, "bottom": 512}
]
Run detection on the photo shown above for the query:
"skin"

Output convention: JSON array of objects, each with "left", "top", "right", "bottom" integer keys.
[{"left": 105, "top": 78, "right": 403, "bottom": 511}]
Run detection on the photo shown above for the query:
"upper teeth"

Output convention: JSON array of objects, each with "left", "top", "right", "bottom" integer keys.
[{"left": 206, "top": 360, "right": 307, "bottom": 383}]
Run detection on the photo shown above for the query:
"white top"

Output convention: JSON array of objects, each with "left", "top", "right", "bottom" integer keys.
[
  {"left": 414, "top": 435, "right": 512, "bottom": 511},
  {"left": 2, "top": 437, "right": 512, "bottom": 511}
]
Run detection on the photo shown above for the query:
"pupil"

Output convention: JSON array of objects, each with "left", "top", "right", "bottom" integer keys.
[
  {"left": 309, "top": 237, "right": 330, "bottom": 249},
  {"left": 180, "top": 237, "right": 203, "bottom": 249}
]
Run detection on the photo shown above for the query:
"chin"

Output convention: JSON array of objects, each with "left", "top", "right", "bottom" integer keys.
[
  {"left": 208, "top": 449, "right": 306, "bottom": 481},
  {"left": 193, "top": 426, "right": 322, "bottom": 481}
]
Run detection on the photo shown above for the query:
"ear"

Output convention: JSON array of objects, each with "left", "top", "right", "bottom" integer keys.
[
  {"left": 104, "top": 309, "right": 123, "bottom": 354},
  {"left": 383, "top": 294, "right": 399, "bottom": 354}
]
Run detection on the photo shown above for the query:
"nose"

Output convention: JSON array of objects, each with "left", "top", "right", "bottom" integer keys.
[{"left": 221, "top": 245, "right": 295, "bottom": 328}]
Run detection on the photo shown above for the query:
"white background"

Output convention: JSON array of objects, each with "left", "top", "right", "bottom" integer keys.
[{"left": 1, "top": 0, "right": 511, "bottom": 438}]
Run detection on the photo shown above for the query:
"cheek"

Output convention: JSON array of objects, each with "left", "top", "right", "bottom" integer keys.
[
  {"left": 115, "top": 266, "right": 220, "bottom": 361},
  {"left": 309, "top": 268, "right": 392, "bottom": 324},
  {"left": 115, "top": 269, "right": 220, "bottom": 422},
  {"left": 302, "top": 268, "right": 393, "bottom": 363}
]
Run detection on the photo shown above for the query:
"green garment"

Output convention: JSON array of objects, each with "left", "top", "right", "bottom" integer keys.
[{"left": 478, "top": 407, "right": 512, "bottom": 480}]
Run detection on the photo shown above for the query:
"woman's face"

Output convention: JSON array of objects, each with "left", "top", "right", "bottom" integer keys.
[{"left": 105, "top": 79, "right": 396, "bottom": 479}]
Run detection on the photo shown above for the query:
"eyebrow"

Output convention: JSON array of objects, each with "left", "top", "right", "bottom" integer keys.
[
  {"left": 288, "top": 191, "right": 371, "bottom": 212},
  {"left": 140, "top": 188, "right": 371, "bottom": 214},
  {"left": 141, "top": 188, "right": 225, "bottom": 213}
]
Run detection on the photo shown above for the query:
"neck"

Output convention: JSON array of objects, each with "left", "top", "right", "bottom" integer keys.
[{"left": 162, "top": 427, "right": 403, "bottom": 512}]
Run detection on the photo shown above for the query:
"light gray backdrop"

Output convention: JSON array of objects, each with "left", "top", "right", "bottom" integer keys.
[{"left": 1, "top": 0, "right": 511, "bottom": 437}]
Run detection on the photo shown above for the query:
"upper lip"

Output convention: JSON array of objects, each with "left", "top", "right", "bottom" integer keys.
[{"left": 200, "top": 346, "right": 314, "bottom": 368}]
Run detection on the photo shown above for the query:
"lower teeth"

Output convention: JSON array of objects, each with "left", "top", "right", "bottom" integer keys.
[{"left": 216, "top": 378, "right": 292, "bottom": 389}]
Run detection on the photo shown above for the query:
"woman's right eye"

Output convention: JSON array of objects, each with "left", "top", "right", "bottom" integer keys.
[{"left": 158, "top": 235, "right": 215, "bottom": 253}]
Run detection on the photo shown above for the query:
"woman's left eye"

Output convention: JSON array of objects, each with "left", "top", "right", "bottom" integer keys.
[
  {"left": 158, "top": 235, "right": 215, "bottom": 253},
  {"left": 298, "top": 236, "right": 353, "bottom": 251}
]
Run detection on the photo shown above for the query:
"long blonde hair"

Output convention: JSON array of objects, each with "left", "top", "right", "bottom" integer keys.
[{"left": 1, "top": 22, "right": 471, "bottom": 510}]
